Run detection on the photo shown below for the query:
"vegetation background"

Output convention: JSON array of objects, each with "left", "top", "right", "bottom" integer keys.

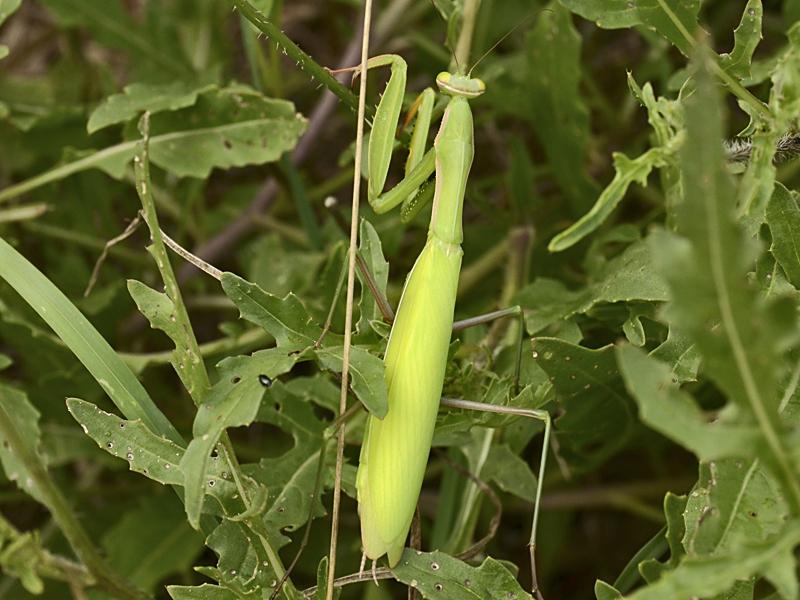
[{"left": 0, "top": 0, "right": 799, "bottom": 599}]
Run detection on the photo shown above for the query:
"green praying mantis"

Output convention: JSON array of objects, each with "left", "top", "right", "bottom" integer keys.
[{"left": 344, "top": 49, "right": 553, "bottom": 593}]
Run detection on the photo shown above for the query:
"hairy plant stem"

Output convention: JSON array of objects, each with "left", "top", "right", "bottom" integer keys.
[
  {"left": 134, "top": 115, "right": 211, "bottom": 404},
  {"left": 0, "top": 397, "right": 150, "bottom": 600},
  {"left": 231, "top": 0, "right": 360, "bottom": 115}
]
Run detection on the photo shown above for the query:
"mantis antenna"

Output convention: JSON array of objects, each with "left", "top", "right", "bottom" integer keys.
[{"left": 467, "top": 9, "right": 552, "bottom": 76}]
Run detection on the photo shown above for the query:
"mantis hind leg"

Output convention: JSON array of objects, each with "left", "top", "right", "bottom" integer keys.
[{"left": 439, "top": 398, "right": 550, "bottom": 600}]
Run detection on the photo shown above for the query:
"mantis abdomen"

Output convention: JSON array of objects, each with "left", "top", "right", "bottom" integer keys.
[{"left": 357, "top": 95, "right": 475, "bottom": 566}]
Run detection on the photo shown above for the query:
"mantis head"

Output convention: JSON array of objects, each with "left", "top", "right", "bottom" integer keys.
[{"left": 436, "top": 72, "right": 486, "bottom": 99}]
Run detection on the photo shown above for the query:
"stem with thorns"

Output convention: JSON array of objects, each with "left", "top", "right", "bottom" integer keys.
[{"left": 231, "top": 0, "right": 359, "bottom": 114}]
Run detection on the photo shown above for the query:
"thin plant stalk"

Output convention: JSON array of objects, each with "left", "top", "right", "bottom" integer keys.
[{"left": 325, "top": 0, "right": 374, "bottom": 597}]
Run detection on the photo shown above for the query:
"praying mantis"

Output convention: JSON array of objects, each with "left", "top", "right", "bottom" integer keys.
[{"left": 347, "top": 50, "right": 552, "bottom": 594}]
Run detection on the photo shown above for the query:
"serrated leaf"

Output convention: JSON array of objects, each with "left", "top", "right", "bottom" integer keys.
[
  {"left": 520, "top": 3, "right": 597, "bottom": 214},
  {"left": 738, "top": 23, "right": 800, "bottom": 233},
  {"left": 199, "top": 519, "right": 278, "bottom": 596},
  {"left": 248, "top": 382, "right": 331, "bottom": 548},
  {"left": 88, "top": 81, "right": 215, "bottom": 133},
  {"left": 767, "top": 184, "right": 800, "bottom": 288},
  {"left": 548, "top": 146, "right": 675, "bottom": 252},
  {"left": 180, "top": 349, "right": 297, "bottom": 528},
  {"left": 143, "top": 87, "right": 306, "bottom": 178},
  {"left": 0, "top": 237, "right": 181, "bottom": 442},
  {"left": 617, "top": 345, "right": 761, "bottom": 460},
  {"left": 66, "top": 398, "right": 184, "bottom": 485},
  {"left": 103, "top": 495, "right": 203, "bottom": 592},
  {"left": 0, "top": 87, "right": 307, "bottom": 202},
  {"left": 635, "top": 0, "right": 699, "bottom": 56},
  {"left": 392, "top": 550, "right": 532, "bottom": 599},
  {"left": 519, "top": 240, "right": 669, "bottom": 334},
  {"left": 626, "top": 521, "right": 800, "bottom": 600},
  {"left": 720, "top": 0, "right": 763, "bottom": 79},
  {"left": 315, "top": 345, "right": 387, "bottom": 417},
  {"left": 654, "top": 43, "right": 800, "bottom": 510},
  {"left": 128, "top": 279, "right": 203, "bottom": 397},
  {"left": 531, "top": 338, "right": 634, "bottom": 469},
  {"left": 649, "top": 327, "right": 700, "bottom": 383},
  {"left": 221, "top": 271, "right": 323, "bottom": 351},
  {"left": 559, "top": 1, "right": 700, "bottom": 55}
]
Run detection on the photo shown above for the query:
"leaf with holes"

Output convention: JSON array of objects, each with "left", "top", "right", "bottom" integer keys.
[
  {"left": 392, "top": 550, "right": 532, "bottom": 599},
  {"left": 180, "top": 349, "right": 297, "bottom": 528}
]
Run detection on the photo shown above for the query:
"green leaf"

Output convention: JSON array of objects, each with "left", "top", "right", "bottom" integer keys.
[
  {"left": 484, "top": 443, "right": 537, "bottom": 501},
  {"left": 0, "top": 383, "right": 44, "bottom": 502},
  {"left": 180, "top": 349, "right": 297, "bottom": 528},
  {"left": 0, "top": 237, "right": 181, "bottom": 443},
  {"left": 738, "top": 23, "right": 800, "bottom": 233},
  {"left": 0, "top": 87, "right": 307, "bottom": 203},
  {"left": 548, "top": 146, "right": 675, "bottom": 252},
  {"left": 103, "top": 495, "right": 203, "bottom": 592},
  {"left": 594, "top": 580, "right": 623, "bottom": 600},
  {"left": 38, "top": 0, "right": 188, "bottom": 75},
  {"left": 683, "top": 460, "right": 789, "bottom": 557},
  {"left": 654, "top": 43, "right": 800, "bottom": 511},
  {"left": 196, "top": 519, "right": 278, "bottom": 596},
  {"left": 558, "top": 0, "right": 640, "bottom": 29},
  {"left": 88, "top": 81, "right": 215, "bottom": 133},
  {"left": 617, "top": 345, "right": 761, "bottom": 460},
  {"left": 559, "top": 0, "right": 700, "bottom": 56},
  {"left": 315, "top": 345, "right": 388, "bottom": 417},
  {"left": 168, "top": 584, "right": 237, "bottom": 600},
  {"left": 0, "top": 0, "right": 21, "bottom": 60},
  {"left": 249, "top": 381, "right": 331, "bottom": 547},
  {"left": 767, "top": 184, "right": 800, "bottom": 288},
  {"left": 392, "top": 550, "right": 533, "bottom": 599},
  {"left": 626, "top": 521, "right": 800, "bottom": 600},
  {"left": 221, "top": 271, "right": 323, "bottom": 351},
  {"left": 719, "top": 0, "right": 763, "bottom": 79},
  {"left": 128, "top": 279, "right": 205, "bottom": 401},
  {"left": 66, "top": 398, "right": 184, "bottom": 486},
  {"left": 519, "top": 240, "right": 669, "bottom": 334},
  {"left": 531, "top": 338, "right": 634, "bottom": 469},
  {"left": 0, "top": 514, "right": 47, "bottom": 594},
  {"left": 519, "top": 2, "right": 597, "bottom": 214},
  {"left": 634, "top": 0, "right": 699, "bottom": 57},
  {"left": 356, "top": 219, "right": 390, "bottom": 338}
]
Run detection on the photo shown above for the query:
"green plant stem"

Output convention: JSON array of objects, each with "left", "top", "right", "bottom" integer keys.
[
  {"left": 120, "top": 327, "right": 269, "bottom": 371},
  {"left": 134, "top": 114, "right": 210, "bottom": 404},
  {"left": 231, "top": 0, "right": 360, "bottom": 115},
  {"left": 454, "top": 0, "right": 481, "bottom": 71},
  {"left": 457, "top": 236, "right": 509, "bottom": 297},
  {"left": 21, "top": 222, "right": 147, "bottom": 265},
  {"left": 0, "top": 398, "right": 150, "bottom": 600},
  {"left": 219, "top": 444, "right": 301, "bottom": 600}
]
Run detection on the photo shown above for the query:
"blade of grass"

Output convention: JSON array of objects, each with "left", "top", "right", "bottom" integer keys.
[{"left": 0, "top": 237, "right": 182, "bottom": 444}]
